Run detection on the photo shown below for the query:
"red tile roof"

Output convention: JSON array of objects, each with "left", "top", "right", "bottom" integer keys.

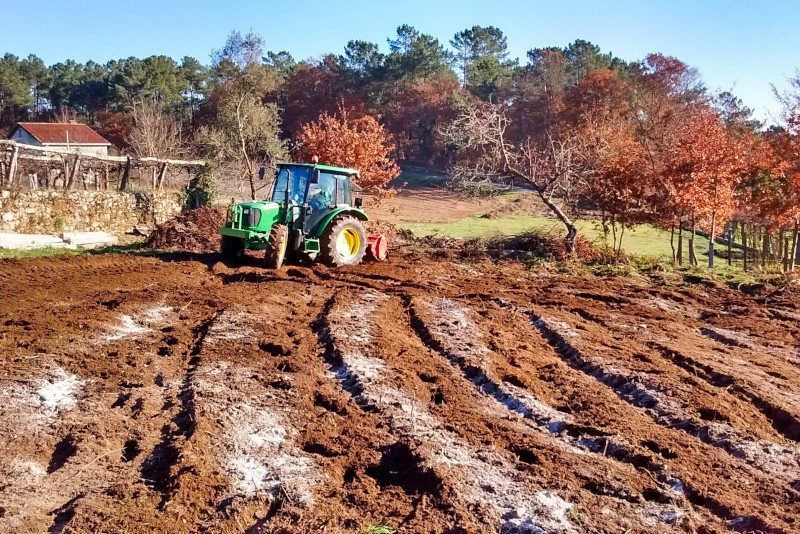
[{"left": 15, "top": 122, "right": 111, "bottom": 145}]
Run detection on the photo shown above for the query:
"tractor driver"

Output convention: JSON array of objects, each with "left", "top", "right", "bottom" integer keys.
[{"left": 306, "top": 172, "right": 336, "bottom": 210}]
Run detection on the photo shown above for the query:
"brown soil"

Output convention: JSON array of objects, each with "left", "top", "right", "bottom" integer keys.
[{"left": 0, "top": 251, "right": 799, "bottom": 534}]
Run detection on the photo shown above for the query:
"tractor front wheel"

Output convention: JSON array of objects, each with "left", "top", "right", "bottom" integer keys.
[
  {"left": 265, "top": 224, "right": 289, "bottom": 269},
  {"left": 220, "top": 236, "right": 244, "bottom": 263},
  {"left": 320, "top": 216, "right": 367, "bottom": 267}
]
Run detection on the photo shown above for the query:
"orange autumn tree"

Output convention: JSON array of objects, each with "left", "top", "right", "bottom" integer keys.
[
  {"left": 564, "top": 69, "right": 649, "bottom": 257},
  {"left": 664, "top": 104, "right": 745, "bottom": 267},
  {"left": 295, "top": 107, "right": 400, "bottom": 197}
]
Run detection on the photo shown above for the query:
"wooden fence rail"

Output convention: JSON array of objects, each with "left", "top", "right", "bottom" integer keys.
[{"left": 0, "top": 140, "right": 207, "bottom": 191}]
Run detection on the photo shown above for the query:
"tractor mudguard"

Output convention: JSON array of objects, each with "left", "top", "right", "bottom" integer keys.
[{"left": 312, "top": 208, "right": 369, "bottom": 238}]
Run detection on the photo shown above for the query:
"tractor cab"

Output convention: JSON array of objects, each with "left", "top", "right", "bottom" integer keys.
[
  {"left": 270, "top": 163, "right": 362, "bottom": 236},
  {"left": 218, "top": 163, "right": 387, "bottom": 268}
]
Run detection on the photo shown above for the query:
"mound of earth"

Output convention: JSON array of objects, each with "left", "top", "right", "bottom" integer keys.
[
  {"left": 414, "top": 231, "right": 597, "bottom": 261},
  {"left": 1, "top": 251, "right": 799, "bottom": 533},
  {"left": 499, "top": 232, "right": 598, "bottom": 260},
  {"left": 146, "top": 206, "right": 225, "bottom": 253}
]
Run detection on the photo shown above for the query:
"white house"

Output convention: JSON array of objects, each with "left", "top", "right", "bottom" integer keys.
[{"left": 10, "top": 122, "right": 112, "bottom": 157}]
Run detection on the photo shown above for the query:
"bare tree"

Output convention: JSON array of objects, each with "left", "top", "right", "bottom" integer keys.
[
  {"left": 439, "top": 99, "right": 583, "bottom": 252},
  {"left": 127, "top": 99, "right": 187, "bottom": 188},
  {"left": 196, "top": 64, "right": 287, "bottom": 200}
]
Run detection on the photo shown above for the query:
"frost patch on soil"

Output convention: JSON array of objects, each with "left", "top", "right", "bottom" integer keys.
[
  {"left": 220, "top": 404, "right": 317, "bottom": 501},
  {"left": 0, "top": 367, "right": 88, "bottom": 532},
  {"left": 643, "top": 297, "right": 700, "bottom": 319},
  {"left": 534, "top": 317, "right": 579, "bottom": 338},
  {"left": 37, "top": 367, "right": 85, "bottom": 412},
  {"left": 700, "top": 326, "right": 800, "bottom": 368},
  {"left": 641, "top": 501, "right": 684, "bottom": 527},
  {"left": 205, "top": 310, "right": 259, "bottom": 343},
  {"left": 328, "top": 292, "right": 579, "bottom": 534},
  {"left": 701, "top": 423, "right": 800, "bottom": 483},
  {"left": 0, "top": 366, "right": 86, "bottom": 431},
  {"left": 105, "top": 303, "right": 174, "bottom": 341},
  {"left": 193, "top": 362, "right": 321, "bottom": 504}
]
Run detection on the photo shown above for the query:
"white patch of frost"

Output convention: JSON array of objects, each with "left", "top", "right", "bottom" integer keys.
[{"left": 37, "top": 368, "right": 85, "bottom": 412}]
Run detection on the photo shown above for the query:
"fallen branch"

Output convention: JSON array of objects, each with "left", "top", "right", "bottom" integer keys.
[{"left": 64, "top": 448, "right": 123, "bottom": 481}]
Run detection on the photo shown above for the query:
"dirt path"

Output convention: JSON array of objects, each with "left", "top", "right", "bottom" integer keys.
[{"left": 0, "top": 252, "right": 798, "bottom": 533}]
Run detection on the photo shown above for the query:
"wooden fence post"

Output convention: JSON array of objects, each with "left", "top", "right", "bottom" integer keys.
[
  {"left": 7, "top": 144, "right": 19, "bottom": 185},
  {"left": 66, "top": 154, "right": 81, "bottom": 189},
  {"left": 119, "top": 157, "right": 131, "bottom": 191},
  {"left": 157, "top": 162, "right": 168, "bottom": 190}
]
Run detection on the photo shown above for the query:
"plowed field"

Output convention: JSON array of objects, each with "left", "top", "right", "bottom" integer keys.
[{"left": 1, "top": 252, "right": 798, "bottom": 534}]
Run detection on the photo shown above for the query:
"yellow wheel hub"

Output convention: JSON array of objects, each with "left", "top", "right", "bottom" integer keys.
[{"left": 336, "top": 228, "right": 360, "bottom": 259}]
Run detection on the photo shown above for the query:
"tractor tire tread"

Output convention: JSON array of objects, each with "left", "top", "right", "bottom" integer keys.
[
  {"left": 265, "top": 224, "right": 289, "bottom": 269},
  {"left": 320, "top": 215, "right": 367, "bottom": 267}
]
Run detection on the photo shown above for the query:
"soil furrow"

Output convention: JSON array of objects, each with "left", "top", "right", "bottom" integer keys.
[
  {"left": 650, "top": 341, "right": 800, "bottom": 442},
  {"left": 527, "top": 309, "right": 794, "bottom": 533},
  {"left": 321, "top": 290, "right": 584, "bottom": 534}
]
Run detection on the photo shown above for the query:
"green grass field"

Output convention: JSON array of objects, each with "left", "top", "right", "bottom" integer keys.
[{"left": 397, "top": 214, "right": 713, "bottom": 260}]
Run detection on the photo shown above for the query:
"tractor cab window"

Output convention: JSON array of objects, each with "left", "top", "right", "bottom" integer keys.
[
  {"left": 336, "top": 176, "right": 351, "bottom": 205},
  {"left": 305, "top": 172, "right": 340, "bottom": 232},
  {"left": 271, "top": 167, "right": 310, "bottom": 204}
]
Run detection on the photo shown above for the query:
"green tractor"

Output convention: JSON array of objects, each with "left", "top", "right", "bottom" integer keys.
[{"left": 218, "top": 162, "right": 388, "bottom": 268}]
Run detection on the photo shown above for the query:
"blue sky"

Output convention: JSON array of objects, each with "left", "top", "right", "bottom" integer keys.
[{"left": 3, "top": 0, "right": 798, "bottom": 123}]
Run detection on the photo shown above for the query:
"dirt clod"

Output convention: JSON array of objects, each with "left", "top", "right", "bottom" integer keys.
[{"left": 146, "top": 206, "right": 226, "bottom": 253}]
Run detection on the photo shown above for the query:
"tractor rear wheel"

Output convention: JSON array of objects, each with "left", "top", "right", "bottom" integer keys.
[
  {"left": 320, "top": 216, "right": 367, "bottom": 267},
  {"left": 264, "top": 224, "right": 289, "bottom": 269},
  {"left": 220, "top": 236, "right": 244, "bottom": 263}
]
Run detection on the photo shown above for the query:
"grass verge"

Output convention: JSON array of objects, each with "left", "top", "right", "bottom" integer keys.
[
  {"left": 398, "top": 214, "right": 717, "bottom": 261},
  {"left": 0, "top": 242, "right": 150, "bottom": 259}
]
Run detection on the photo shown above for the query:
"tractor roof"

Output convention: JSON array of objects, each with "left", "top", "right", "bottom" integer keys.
[{"left": 278, "top": 162, "right": 360, "bottom": 177}]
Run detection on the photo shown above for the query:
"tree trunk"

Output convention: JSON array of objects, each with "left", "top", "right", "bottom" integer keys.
[
  {"left": 536, "top": 189, "right": 577, "bottom": 254},
  {"left": 792, "top": 223, "right": 798, "bottom": 272},
  {"left": 742, "top": 225, "right": 748, "bottom": 271},
  {"left": 762, "top": 232, "right": 769, "bottom": 268},
  {"left": 783, "top": 235, "right": 790, "bottom": 272},
  {"left": 670, "top": 222, "right": 676, "bottom": 265},
  {"left": 708, "top": 211, "right": 716, "bottom": 268},
  {"left": 727, "top": 221, "right": 733, "bottom": 266},
  {"left": 677, "top": 222, "right": 684, "bottom": 266},
  {"left": 611, "top": 217, "right": 617, "bottom": 254},
  {"left": 689, "top": 213, "right": 697, "bottom": 266}
]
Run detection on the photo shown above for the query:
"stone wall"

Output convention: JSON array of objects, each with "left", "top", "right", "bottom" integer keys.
[{"left": 0, "top": 190, "right": 184, "bottom": 234}]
